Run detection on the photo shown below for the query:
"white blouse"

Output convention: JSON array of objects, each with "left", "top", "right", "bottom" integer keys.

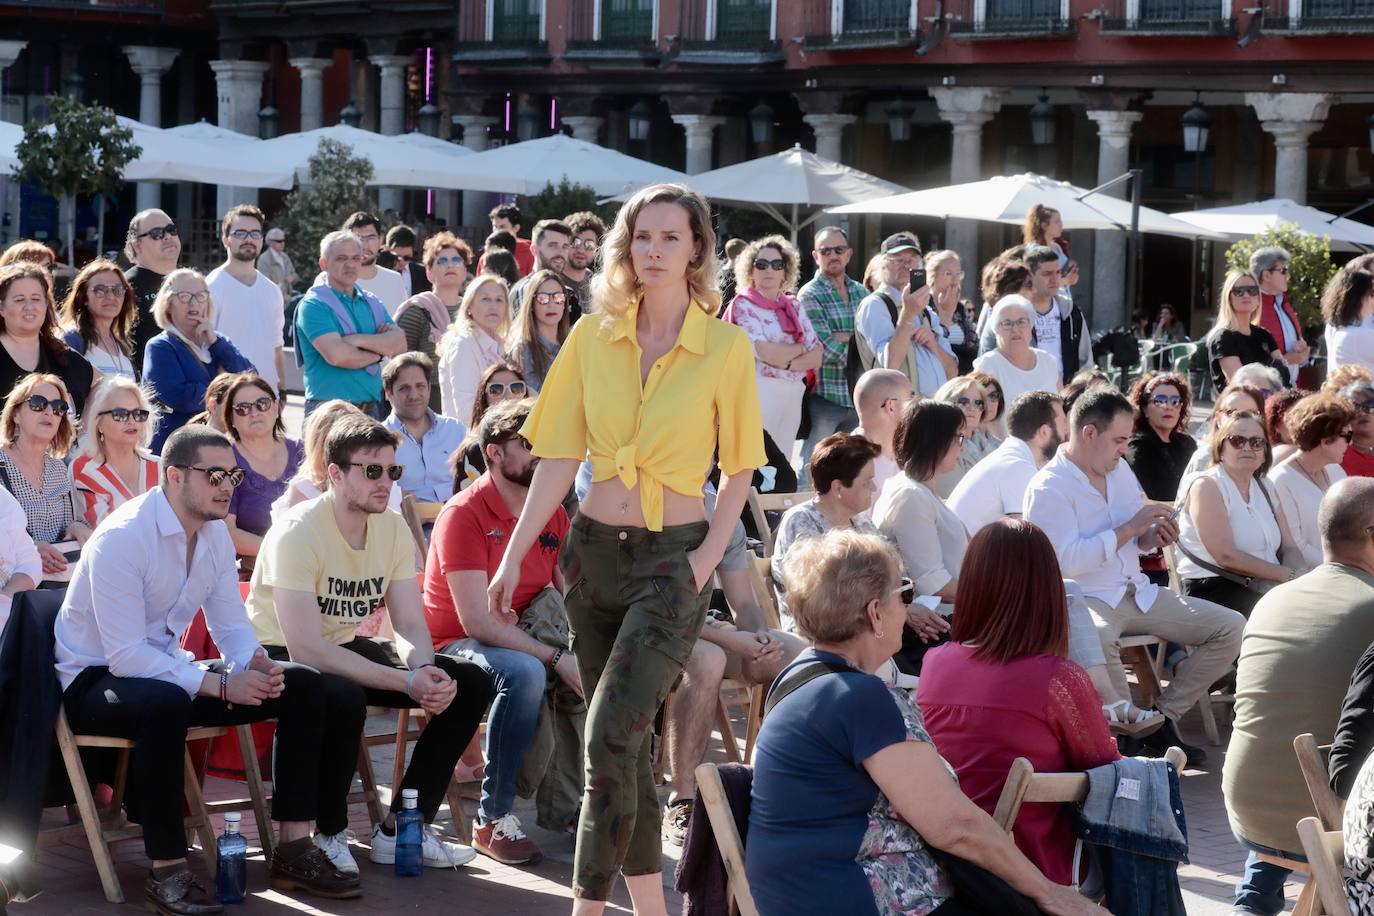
[
  {"left": 972, "top": 347, "right": 1061, "bottom": 408},
  {"left": 1176, "top": 466, "right": 1281, "bottom": 580},
  {"left": 1267, "top": 459, "right": 1343, "bottom": 570},
  {"left": 872, "top": 473, "right": 968, "bottom": 597},
  {"left": 438, "top": 329, "right": 506, "bottom": 424}
]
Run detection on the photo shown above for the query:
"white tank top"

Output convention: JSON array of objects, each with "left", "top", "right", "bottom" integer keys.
[{"left": 1175, "top": 465, "right": 1281, "bottom": 581}]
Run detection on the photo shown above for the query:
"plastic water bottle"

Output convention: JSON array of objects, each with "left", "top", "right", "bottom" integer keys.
[
  {"left": 394, "top": 788, "right": 423, "bottom": 877},
  {"left": 214, "top": 812, "right": 247, "bottom": 904}
]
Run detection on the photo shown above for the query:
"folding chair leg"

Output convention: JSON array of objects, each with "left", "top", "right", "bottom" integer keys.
[
  {"left": 55, "top": 710, "right": 125, "bottom": 904},
  {"left": 356, "top": 744, "right": 386, "bottom": 827},
  {"left": 1198, "top": 694, "right": 1221, "bottom": 746},
  {"left": 716, "top": 696, "right": 742, "bottom": 764},
  {"left": 1292, "top": 879, "right": 1317, "bottom": 916},
  {"left": 444, "top": 778, "right": 471, "bottom": 844},
  {"left": 234, "top": 724, "right": 275, "bottom": 860},
  {"left": 183, "top": 749, "right": 219, "bottom": 878},
  {"left": 743, "top": 687, "right": 764, "bottom": 764}
]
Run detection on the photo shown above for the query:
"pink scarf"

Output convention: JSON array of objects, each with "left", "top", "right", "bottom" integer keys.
[
  {"left": 394, "top": 291, "right": 452, "bottom": 343},
  {"left": 723, "top": 286, "right": 805, "bottom": 342}
]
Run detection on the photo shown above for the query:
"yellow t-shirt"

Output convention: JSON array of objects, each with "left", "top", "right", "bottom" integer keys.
[
  {"left": 521, "top": 298, "right": 766, "bottom": 530},
  {"left": 248, "top": 492, "right": 416, "bottom": 648}
]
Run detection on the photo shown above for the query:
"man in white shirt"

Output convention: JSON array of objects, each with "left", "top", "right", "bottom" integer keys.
[
  {"left": 208, "top": 205, "right": 286, "bottom": 396},
  {"left": 341, "top": 212, "right": 407, "bottom": 310},
  {"left": 53, "top": 426, "right": 363, "bottom": 911},
  {"left": 1024, "top": 388, "right": 1244, "bottom": 765},
  {"left": 851, "top": 368, "right": 914, "bottom": 501},
  {"left": 950, "top": 390, "right": 1066, "bottom": 535}
]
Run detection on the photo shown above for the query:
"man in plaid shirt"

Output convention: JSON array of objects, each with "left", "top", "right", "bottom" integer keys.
[{"left": 796, "top": 226, "right": 868, "bottom": 476}]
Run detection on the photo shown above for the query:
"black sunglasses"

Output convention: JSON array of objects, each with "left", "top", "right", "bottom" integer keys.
[
  {"left": 1225, "top": 435, "right": 1266, "bottom": 451},
  {"left": 348, "top": 462, "right": 404, "bottom": 481},
  {"left": 136, "top": 223, "right": 178, "bottom": 241},
  {"left": 486, "top": 381, "right": 527, "bottom": 397},
  {"left": 98, "top": 407, "right": 150, "bottom": 423},
  {"left": 891, "top": 577, "right": 915, "bottom": 606},
  {"left": 24, "top": 395, "right": 68, "bottom": 417},
  {"left": 1231, "top": 285, "right": 1261, "bottom": 298},
  {"left": 817, "top": 245, "right": 849, "bottom": 257},
  {"left": 955, "top": 396, "right": 985, "bottom": 410},
  {"left": 1340, "top": 430, "right": 1355, "bottom": 443},
  {"left": 753, "top": 258, "right": 785, "bottom": 272},
  {"left": 1356, "top": 401, "right": 1374, "bottom": 415},
  {"left": 176, "top": 465, "right": 246, "bottom": 488},
  {"left": 231, "top": 396, "right": 276, "bottom": 417}
]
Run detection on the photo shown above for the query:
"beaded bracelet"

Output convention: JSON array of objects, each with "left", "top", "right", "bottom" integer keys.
[{"left": 219, "top": 670, "right": 229, "bottom": 703}]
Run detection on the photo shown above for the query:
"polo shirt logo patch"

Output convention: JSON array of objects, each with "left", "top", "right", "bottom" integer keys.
[
  {"left": 538, "top": 531, "right": 560, "bottom": 555},
  {"left": 317, "top": 575, "right": 386, "bottom": 619},
  {"left": 487, "top": 528, "right": 507, "bottom": 542}
]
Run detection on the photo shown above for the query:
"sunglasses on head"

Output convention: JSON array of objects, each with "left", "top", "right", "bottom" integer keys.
[
  {"left": 955, "top": 396, "right": 985, "bottom": 410},
  {"left": 231, "top": 396, "right": 276, "bottom": 417},
  {"left": 891, "top": 577, "right": 915, "bottom": 606},
  {"left": 176, "top": 465, "right": 246, "bottom": 488},
  {"left": 817, "top": 245, "right": 849, "bottom": 257},
  {"left": 24, "top": 395, "right": 68, "bottom": 417},
  {"left": 1225, "top": 435, "right": 1266, "bottom": 451},
  {"left": 1150, "top": 395, "right": 1183, "bottom": 407},
  {"left": 1231, "top": 285, "right": 1261, "bottom": 298},
  {"left": 98, "top": 407, "right": 150, "bottom": 423},
  {"left": 348, "top": 462, "right": 404, "bottom": 481},
  {"left": 533, "top": 291, "right": 567, "bottom": 307},
  {"left": 136, "top": 223, "right": 178, "bottom": 241},
  {"left": 486, "top": 381, "right": 527, "bottom": 397},
  {"left": 753, "top": 258, "right": 785, "bottom": 272}
]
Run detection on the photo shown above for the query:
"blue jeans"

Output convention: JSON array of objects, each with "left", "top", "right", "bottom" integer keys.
[
  {"left": 799, "top": 391, "right": 859, "bottom": 482},
  {"left": 440, "top": 638, "right": 547, "bottom": 824},
  {"left": 1233, "top": 830, "right": 1306, "bottom": 915}
]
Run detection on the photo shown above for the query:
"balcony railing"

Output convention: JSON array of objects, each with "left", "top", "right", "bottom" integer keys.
[
  {"left": 1099, "top": 0, "right": 1234, "bottom": 32},
  {"left": 1262, "top": 0, "right": 1374, "bottom": 29},
  {"left": 673, "top": 0, "right": 783, "bottom": 60},
  {"left": 944, "top": 0, "right": 1075, "bottom": 35},
  {"left": 564, "top": 0, "right": 660, "bottom": 57},
  {"left": 454, "top": 0, "right": 549, "bottom": 61},
  {"left": 6, "top": 0, "right": 163, "bottom": 12},
  {"left": 801, "top": 0, "right": 919, "bottom": 46}
]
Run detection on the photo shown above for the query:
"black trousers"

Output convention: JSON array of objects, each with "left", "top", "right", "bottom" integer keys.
[
  {"left": 265, "top": 638, "right": 493, "bottom": 824},
  {"left": 1182, "top": 575, "right": 1263, "bottom": 618},
  {"left": 62, "top": 662, "right": 362, "bottom": 860}
]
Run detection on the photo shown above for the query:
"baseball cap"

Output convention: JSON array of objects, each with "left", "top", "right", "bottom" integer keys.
[{"left": 880, "top": 233, "right": 921, "bottom": 255}]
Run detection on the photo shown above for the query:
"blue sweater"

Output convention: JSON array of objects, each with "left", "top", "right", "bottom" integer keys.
[{"left": 143, "top": 330, "right": 255, "bottom": 453}]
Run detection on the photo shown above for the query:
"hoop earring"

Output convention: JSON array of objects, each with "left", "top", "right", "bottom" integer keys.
[{"left": 874, "top": 628, "right": 885, "bottom": 639}]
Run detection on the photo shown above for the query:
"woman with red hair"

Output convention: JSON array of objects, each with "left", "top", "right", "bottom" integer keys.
[{"left": 918, "top": 518, "right": 1121, "bottom": 886}]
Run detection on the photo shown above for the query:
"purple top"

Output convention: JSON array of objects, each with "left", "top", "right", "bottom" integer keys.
[{"left": 229, "top": 438, "right": 304, "bottom": 538}]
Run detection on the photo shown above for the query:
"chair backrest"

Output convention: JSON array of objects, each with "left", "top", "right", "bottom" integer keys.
[
  {"left": 694, "top": 763, "right": 760, "bottom": 916},
  {"left": 1296, "top": 816, "right": 1348, "bottom": 916},
  {"left": 1295, "top": 733, "right": 1345, "bottom": 831},
  {"left": 399, "top": 493, "right": 428, "bottom": 573},
  {"left": 992, "top": 747, "right": 1188, "bottom": 833},
  {"left": 746, "top": 554, "right": 782, "bottom": 631},
  {"left": 744, "top": 487, "right": 815, "bottom": 556}
]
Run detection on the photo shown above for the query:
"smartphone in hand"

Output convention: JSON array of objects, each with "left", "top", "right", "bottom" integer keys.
[{"left": 908, "top": 267, "right": 927, "bottom": 292}]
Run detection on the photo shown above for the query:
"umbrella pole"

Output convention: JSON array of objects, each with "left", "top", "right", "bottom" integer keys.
[
  {"left": 791, "top": 204, "right": 798, "bottom": 248},
  {"left": 1125, "top": 168, "right": 1142, "bottom": 329}
]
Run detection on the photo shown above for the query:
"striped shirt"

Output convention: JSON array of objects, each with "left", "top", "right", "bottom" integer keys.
[
  {"left": 72, "top": 453, "right": 160, "bottom": 529},
  {"left": 796, "top": 269, "right": 868, "bottom": 408}
]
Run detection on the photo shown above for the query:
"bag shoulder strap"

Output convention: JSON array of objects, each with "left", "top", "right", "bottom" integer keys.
[
  {"left": 764, "top": 659, "right": 851, "bottom": 718},
  {"left": 877, "top": 292, "right": 898, "bottom": 325},
  {"left": 1174, "top": 475, "right": 1256, "bottom": 589}
]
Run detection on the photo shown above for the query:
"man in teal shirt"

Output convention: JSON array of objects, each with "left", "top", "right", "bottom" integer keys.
[{"left": 295, "top": 230, "right": 407, "bottom": 419}]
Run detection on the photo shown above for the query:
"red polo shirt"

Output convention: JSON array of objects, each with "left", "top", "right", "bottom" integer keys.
[
  {"left": 1344, "top": 445, "right": 1374, "bottom": 479},
  {"left": 475, "top": 238, "right": 535, "bottom": 278},
  {"left": 422, "top": 472, "right": 569, "bottom": 649}
]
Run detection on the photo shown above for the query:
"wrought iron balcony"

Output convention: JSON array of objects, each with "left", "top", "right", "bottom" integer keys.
[
  {"left": 801, "top": 0, "right": 919, "bottom": 47},
  {"left": 672, "top": 0, "right": 782, "bottom": 63},
  {"left": 943, "top": 0, "right": 1076, "bottom": 35},
  {"left": 453, "top": 0, "right": 549, "bottom": 63},
  {"left": 563, "top": 0, "right": 662, "bottom": 61},
  {"left": 1261, "top": 0, "right": 1374, "bottom": 30},
  {"left": 1098, "top": 0, "right": 1235, "bottom": 34}
]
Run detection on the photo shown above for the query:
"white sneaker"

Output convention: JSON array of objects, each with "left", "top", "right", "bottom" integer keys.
[
  {"left": 312, "top": 829, "right": 359, "bottom": 875},
  {"left": 368, "top": 823, "right": 476, "bottom": 869}
]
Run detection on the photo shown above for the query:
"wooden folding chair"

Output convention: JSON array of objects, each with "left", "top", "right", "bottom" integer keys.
[
  {"left": 1295, "top": 733, "right": 1344, "bottom": 831},
  {"left": 42, "top": 708, "right": 234, "bottom": 904},
  {"left": 694, "top": 763, "right": 760, "bottom": 916},
  {"left": 415, "top": 501, "right": 445, "bottom": 525},
  {"left": 1296, "top": 816, "right": 1348, "bottom": 916},
  {"left": 350, "top": 706, "right": 473, "bottom": 843},
  {"left": 992, "top": 746, "right": 1187, "bottom": 833},
  {"left": 744, "top": 487, "right": 815, "bottom": 557},
  {"left": 400, "top": 493, "right": 429, "bottom": 573}
]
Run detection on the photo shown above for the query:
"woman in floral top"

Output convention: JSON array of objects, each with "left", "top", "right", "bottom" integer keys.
[
  {"left": 749, "top": 529, "right": 1107, "bottom": 916},
  {"left": 722, "top": 234, "right": 822, "bottom": 453}
]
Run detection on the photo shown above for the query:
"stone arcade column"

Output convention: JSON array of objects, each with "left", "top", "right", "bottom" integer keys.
[
  {"left": 452, "top": 114, "right": 497, "bottom": 233},
  {"left": 373, "top": 54, "right": 411, "bottom": 215},
  {"left": 931, "top": 87, "right": 1005, "bottom": 299},
  {"left": 0, "top": 41, "right": 27, "bottom": 246},
  {"left": 290, "top": 57, "right": 330, "bottom": 132},
  {"left": 123, "top": 46, "right": 179, "bottom": 211},
  {"left": 670, "top": 114, "right": 726, "bottom": 174},
  {"left": 1246, "top": 92, "right": 1333, "bottom": 205},
  {"left": 562, "top": 116, "right": 605, "bottom": 145},
  {"left": 210, "top": 59, "right": 269, "bottom": 216},
  {"left": 802, "top": 113, "right": 857, "bottom": 163},
  {"left": 1086, "top": 108, "right": 1143, "bottom": 331}
]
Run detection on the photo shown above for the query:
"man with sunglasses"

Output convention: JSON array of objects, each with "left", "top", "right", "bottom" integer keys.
[
  {"left": 123, "top": 208, "right": 182, "bottom": 374},
  {"left": 379, "top": 225, "right": 431, "bottom": 298},
  {"left": 423, "top": 398, "right": 573, "bottom": 865},
  {"left": 562, "top": 211, "right": 605, "bottom": 323},
  {"left": 208, "top": 205, "right": 286, "bottom": 398},
  {"left": 248, "top": 415, "right": 492, "bottom": 873},
  {"left": 508, "top": 219, "right": 575, "bottom": 319},
  {"left": 1251, "top": 246, "right": 1310, "bottom": 376},
  {"left": 381, "top": 352, "right": 465, "bottom": 506},
  {"left": 257, "top": 227, "right": 299, "bottom": 302},
  {"left": 55, "top": 426, "right": 365, "bottom": 912}
]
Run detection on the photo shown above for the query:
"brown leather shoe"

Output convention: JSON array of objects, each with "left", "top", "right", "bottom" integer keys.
[
  {"left": 144, "top": 868, "right": 222, "bottom": 915},
  {"left": 269, "top": 840, "right": 362, "bottom": 899}
]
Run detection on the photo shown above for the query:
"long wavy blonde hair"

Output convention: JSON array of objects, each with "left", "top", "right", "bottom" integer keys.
[{"left": 591, "top": 183, "right": 719, "bottom": 324}]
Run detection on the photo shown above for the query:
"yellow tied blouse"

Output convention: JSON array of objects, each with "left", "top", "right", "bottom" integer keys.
[{"left": 521, "top": 298, "right": 766, "bottom": 531}]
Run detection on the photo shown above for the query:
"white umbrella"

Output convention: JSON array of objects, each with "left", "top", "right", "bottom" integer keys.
[
  {"left": 256, "top": 125, "right": 489, "bottom": 190},
  {"left": 1168, "top": 198, "right": 1374, "bottom": 252},
  {"left": 164, "top": 120, "right": 259, "bottom": 144},
  {"left": 676, "top": 144, "right": 910, "bottom": 241},
  {"left": 443, "top": 133, "right": 686, "bottom": 196},
  {"left": 397, "top": 131, "right": 474, "bottom": 158},
  {"left": 828, "top": 172, "right": 1226, "bottom": 241},
  {"left": 116, "top": 117, "right": 295, "bottom": 189}
]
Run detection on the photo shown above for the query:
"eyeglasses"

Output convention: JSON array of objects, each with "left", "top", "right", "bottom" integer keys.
[
  {"left": 500, "top": 436, "right": 533, "bottom": 452},
  {"left": 172, "top": 290, "right": 210, "bottom": 305},
  {"left": 268, "top": 236, "right": 286, "bottom": 244},
  {"left": 955, "top": 396, "right": 985, "bottom": 410},
  {"left": 533, "top": 291, "right": 568, "bottom": 307},
  {"left": 228, "top": 229, "right": 262, "bottom": 241},
  {"left": 1355, "top": 401, "right": 1374, "bottom": 415},
  {"left": 88, "top": 283, "right": 125, "bottom": 299},
  {"left": 570, "top": 238, "right": 598, "bottom": 251},
  {"left": 98, "top": 407, "right": 150, "bottom": 423},
  {"left": 394, "top": 254, "right": 412, "bottom": 264},
  {"left": 433, "top": 255, "right": 465, "bottom": 266},
  {"left": 891, "top": 577, "right": 915, "bottom": 606},
  {"left": 486, "top": 381, "right": 528, "bottom": 397},
  {"left": 817, "top": 245, "right": 849, "bottom": 257},
  {"left": 1231, "top": 285, "right": 1261, "bottom": 298},
  {"left": 1150, "top": 395, "right": 1183, "bottom": 407},
  {"left": 753, "top": 258, "right": 785, "bottom": 272},
  {"left": 231, "top": 396, "right": 276, "bottom": 416},
  {"left": 176, "top": 465, "right": 246, "bottom": 488},
  {"left": 24, "top": 395, "right": 68, "bottom": 417},
  {"left": 135, "top": 223, "right": 178, "bottom": 241},
  {"left": 1340, "top": 430, "right": 1355, "bottom": 442},
  {"left": 1269, "top": 267, "right": 1289, "bottom": 275},
  {"left": 1225, "top": 435, "right": 1266, "bottom": 451},
  {"left": 348, "top": 462, "right": 404, "bottom": 481},
  {"left": 997, "top": 318, "right": 1032, "bottom": 330}
]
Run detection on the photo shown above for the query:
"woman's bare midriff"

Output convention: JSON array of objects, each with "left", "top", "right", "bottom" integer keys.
[{"left": 579, "top": 477, "right": 707, "bottom": 529}]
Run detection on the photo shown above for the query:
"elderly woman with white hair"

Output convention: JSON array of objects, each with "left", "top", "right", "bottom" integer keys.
[
  {"left": 972, "top": 294, "right": 1062, "bottom": 406},
  {"left": 71, "top": 376, "right": 159, "bottom": 528},
  {"left": 142, "top": 268, "right": 255, "bottom": 452}
]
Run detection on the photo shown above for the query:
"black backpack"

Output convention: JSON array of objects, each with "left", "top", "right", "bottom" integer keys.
[{"left": 844, "top": 292, "right": 898, "bottom": 401}]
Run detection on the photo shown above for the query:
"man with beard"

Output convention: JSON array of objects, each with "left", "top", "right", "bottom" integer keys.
[
  {"left": 381, "top": 352, "right": 465, "bottom": 505},
  {"left": 507, "top": 219, "right": 572, "bottom": 317},
  {"left": 247, "top": 416, "right": 493, "bottom": 873},
  {"left": 123, "top": 208, "right": 182, "bottom": 374},
  {"left": 561, "top": 211, "right": 605, "bottom": 323},
  {"left": 949, "top": 390, "right": 1067, "bottom": 535},
  {"left": 423, "top": 399, "right": 576, "bottom": 866},
  {"left": 208, "top": 205, "right": 286, "bottom": 397},
  {"left": 54, "top": 426, "right": 364, "bottom": 912}
]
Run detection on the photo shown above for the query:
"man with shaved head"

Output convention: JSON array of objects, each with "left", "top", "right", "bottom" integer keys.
[
  {"left": 851, "top": 368, "right": 914, "bottom": 500},
  {"left": 1224, "top": 476, "right": 1374, "bottom": 916}
]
